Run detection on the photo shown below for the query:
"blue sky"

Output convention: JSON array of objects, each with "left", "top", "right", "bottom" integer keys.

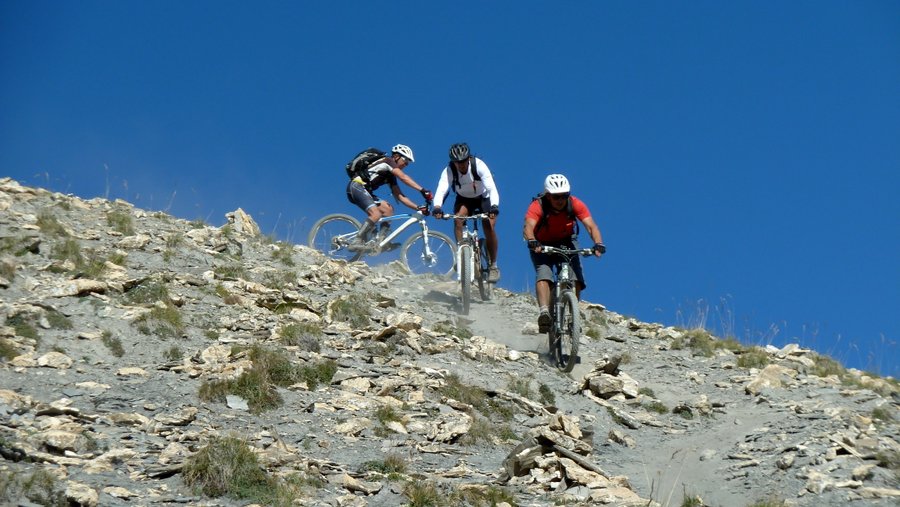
[{"left": 2, "top": 1, "right": 898, "bottom": 375}]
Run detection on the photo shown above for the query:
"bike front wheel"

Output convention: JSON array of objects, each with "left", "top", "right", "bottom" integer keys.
[
  {"left": 401, "top": 231, "right": 455, "bottom": 277},
  {"left": 556, "top": 290, "right": 580, "bottom": 372},
  {"left": 460, "top": 244, "right": 472, "bottom": 315},
  {"left": 477, "top": 240, "right": 492, "bottom": 301},
  {"left": 308, "top": 214, "right": 363, "bottom": 262}
]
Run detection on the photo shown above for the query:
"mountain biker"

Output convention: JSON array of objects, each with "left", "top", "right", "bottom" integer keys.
[
  {"left": 346, "top": 144, "right": 433, "bottom": 250},
  {"left": 431, "top": 142, "right": 501, "bottom": 282},
  {"left": 523, "top": 173, "right": 605, "bottom": 333}
]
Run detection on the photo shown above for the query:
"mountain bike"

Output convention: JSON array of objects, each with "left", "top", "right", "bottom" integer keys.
[
  {"left": 439, "top": 213, "right": 493, "bottom": 315},
  {"left": 308, "top": 211, "right": 456, "bottom": 276},
  {"left": 540, "top": 246, "right": 594, "bottom": 372}
]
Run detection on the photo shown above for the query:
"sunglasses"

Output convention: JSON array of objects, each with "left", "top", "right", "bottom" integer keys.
[{"left": 549, "top": 193, "right": 569, "bottom": 200}]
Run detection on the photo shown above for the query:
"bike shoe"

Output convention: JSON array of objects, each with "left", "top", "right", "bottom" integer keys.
[
  {"left": 383, "top": 242, "right": 401, "bottom": 252},
  {"left": 347, "top": 240, "right": 375, "bottom": 253},
  {"left": 488, "top": 265, "right": 501, "bottom": 282},
  {"left": 538, "top": 310, "right": 552, "bottom": 333}
]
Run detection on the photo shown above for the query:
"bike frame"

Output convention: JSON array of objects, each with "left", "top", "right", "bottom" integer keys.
[{"left": 442, "top": 213, "right": 489, "bottom": 282}]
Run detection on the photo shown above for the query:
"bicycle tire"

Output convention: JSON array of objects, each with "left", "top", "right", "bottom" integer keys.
[
  {"left": 400, "top": 231, "right": 455, "bottom": 276},
  {"left": 308, "top": 214, "right": 363, "bottom": 262},
  {"left": 477, "top": 240, "right": 492, "bottom": 301},
  {"left": 557, "top": 290, "right": 580, "bottom": 372},
  {"left": 460, "top": 244, "right": 472, "bottom": 315}
]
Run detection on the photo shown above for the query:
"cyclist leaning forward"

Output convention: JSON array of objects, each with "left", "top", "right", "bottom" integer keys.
[
  {"left": 431, "top": 142, "right": 502, "bottom": 282},
  {"left": 346, "top": 144, "right": 433, "bottom": 251},
  {"left": 523, "top": 174, "right": 605, "bottom": 332}
]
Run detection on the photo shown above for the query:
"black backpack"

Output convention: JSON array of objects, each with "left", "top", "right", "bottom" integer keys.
[
  {"left": 533, "top": 192, "right": 579, "bottom": 236},
  {"left": 449, "top": 156, "right": 482, "bottom": 192},
  {"left": 346, "top": 148, "right": 387, "bottom": 184}
]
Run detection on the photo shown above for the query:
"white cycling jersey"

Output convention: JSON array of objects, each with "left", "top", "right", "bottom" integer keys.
[{"left": 432, "top": 157, "right": 500, "bottom": 208}]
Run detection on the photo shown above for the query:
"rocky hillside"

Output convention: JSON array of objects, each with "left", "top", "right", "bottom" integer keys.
[{"left": 0, "top": 177, "right": 898, "bottom": 507}]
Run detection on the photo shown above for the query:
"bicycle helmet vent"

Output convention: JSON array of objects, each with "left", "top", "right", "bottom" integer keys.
[
  {"left": 449, "top": 143, "right": 470, "bottom": 162},
  {"left": 544, "top": 174, "right": 570, "bottom": 194},
  {"left": 392, "top": 144, "right": 415, "bottom": 163}
]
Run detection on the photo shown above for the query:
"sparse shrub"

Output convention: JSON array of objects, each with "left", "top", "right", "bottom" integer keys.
[
  {"left": 360, "top": 453, "right": 407, "bottom": 476},
  {"left": 214, "top": 263, "right": 247, "bottom": 280},
  {"left": 376, "top": 405, "right": 401, "bottom": 423},
  {"left": 164, "top": 346, "right": 183, "bottom": 362},
  {"left": 37, "top": 210, "right": 67, "bottom": 236},
  {"left": 272, "top": 241, "right": 295, "bottom": 266},
  {"left": 639, "top": 387, "right": 656, "bottom": 397},
  {"left": 198, "top": 346, "right": 335, "bottom": 413},
  {"left": 403, "top": 480, "right": 442, "bottom": 507},
  {"left": 108, "top": 252, "right": 127, "bottom": 266},
  {"left": 190, "top": 218, "right": 207, "bottom": 229},
  {"left": 736, "top": 347, "right": 770, "bottom": 369},
  {"left": 297, "top": 359, "right": 337, "bottom": 390},
  {"left": 262, "top": 269, "right": 296, "bottom": 290},
  {"left": 644, "top": 400, "right": 669, "bottom": 414},
  {"left": 123, "top": 279, "right": 172, "bottom": 306},
  {"left": 215, "top": 284, "right": 242, "bottom": 305},
  {"left": 433, "top": 321, "right": 473, "bottom": 340},
  {"left": 0, "top": 338, "right": 18, "bottom": 360},
  {"left": 279, "top": 322, "right": 322, "bottom": 351},
  {"left": 204, "top": 329, "right": 220, "bottom": 340},
  {"left": 182, "top": 436, "right": 275, "bottom": 501},
  {"left": 8, "top": 314, "right": 39, "bottom": 342},
  {"left": 872, "top": 406, "right": 895, "bottom": 423},
  {"left": 681, "top": 493, "right": 703, "bottom": 507},
  {"left": 672, "top": 405, "right": 694, "bottom": 420},
  {"left": 101, "top": 330, "right": 125, "bottom": 357},
  {"left": 106, "top": 209, "right": 135, "bottom": 235},
  {"left": 330, "top": 294, "right": 371, "bottom": 328},
  {"left": 45, "top": 309, "right": 73, "bottom": 330},
  {"left": 440, "top": 374, "right": 488, "bottom": 409},
  {"left": 451, "top": 485, "right": 518, "bottom": 507},
  {"left": 0, "top": 468, "right": 66, "bottom": 506},
  {"left": 683, "top": 328, "right": 715, "bottom": 357},
  {"left": 51, "top": 238, "right": 83, "bottom": 265},
  {"left": 135, "top": 305, "right": 184, "bottom": 338},
  {"left": 506, "top": 375, "right": 533, "bottom": 399},
  {"left": 538, "top": 383, "right": 555, "bottom": 406},
  {"left": 810, "top": 353, "right": 845, "bottom": 378},
  {"left": 585, "top": 326, "right": 601, "bottom": 339},
  {"left": 716, "top": 337, "right": 743, "bottom": 352}
]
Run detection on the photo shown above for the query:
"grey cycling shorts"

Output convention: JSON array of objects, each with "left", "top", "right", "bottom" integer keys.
[
  {"left": 530, "top": 242, "right": 586, "bottom": 289},
  {"left": 346, "top": 181, "right": 378, "bottom": 212}
]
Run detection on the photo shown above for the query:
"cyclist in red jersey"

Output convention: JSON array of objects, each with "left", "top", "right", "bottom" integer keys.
[{"left": 523, "top": 174, "right": 605, "bottom": 332}]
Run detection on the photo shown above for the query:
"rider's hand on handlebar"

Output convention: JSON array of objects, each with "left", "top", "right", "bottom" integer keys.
[
  {"left": 593, "top": 243, "right": 606, "bottom": 256},
  {"left": 417, "top": 205, "right": 430, "bottom": 216},
  {"left": 420, "top": 189, "right": 433, "bottom": 201},
  {"left": 527, "top": 239, "right": 542, "bottom": 252},
  {"left": 489, "top": 204, "right": 499, "bottom": 219},
  {"left": 431, "top": 206, "right": 443, "bottom": 219}
]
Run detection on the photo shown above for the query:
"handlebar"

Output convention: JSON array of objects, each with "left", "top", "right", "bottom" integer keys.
[
  {"left": 540, "top": 246, "right": 595, "bottom": 257},
  {"left": 438, "top": 213, "right": 491, "bottom": 221}
]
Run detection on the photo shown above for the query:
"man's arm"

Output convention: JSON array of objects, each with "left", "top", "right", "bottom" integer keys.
[
  {"left": 523, "top": 217, "right": 541, "bottom": 252},
  {"left": 390, "top": 183, "right": 420, "bottom": 210},
  {"left": 580, "top": 216, "right": 605, "bottom": 256}
]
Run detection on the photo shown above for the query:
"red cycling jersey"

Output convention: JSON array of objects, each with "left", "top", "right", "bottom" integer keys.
[{"left": 525, "top": 196, "right": 592, "bottom": 244}]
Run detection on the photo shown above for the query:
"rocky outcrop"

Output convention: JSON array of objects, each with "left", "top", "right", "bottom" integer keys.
[{"left": 0, "top": 178, "right": 897, "bottom": 506}]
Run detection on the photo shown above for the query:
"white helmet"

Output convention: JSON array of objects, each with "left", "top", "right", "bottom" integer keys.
[
  {"left": 544, "top": 174, "right": 570, "bottom": 194},
  {"left": 392, "top": 144, "right": 415, "bottom": 163}
]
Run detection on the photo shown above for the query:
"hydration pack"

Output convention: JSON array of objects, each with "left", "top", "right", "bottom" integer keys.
[{"left": 346, "top": 148, "right": 387, "bottom": 184}]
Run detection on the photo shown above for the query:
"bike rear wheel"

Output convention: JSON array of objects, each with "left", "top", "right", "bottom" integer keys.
[
  {"left": 400, "top": 231, "right": 455, "bottom": 276},
  {"left": 556, "top": 291, "right": 580, "bottom": 372},
  {"left": 459, "top": 244, "right": 472, "bottom": 315},
  {"left": 308, "top": 214, "right": 363, "bottom": 262},
  {"left": 477, "top": 240, "right": 492, "bottom": 301}
]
